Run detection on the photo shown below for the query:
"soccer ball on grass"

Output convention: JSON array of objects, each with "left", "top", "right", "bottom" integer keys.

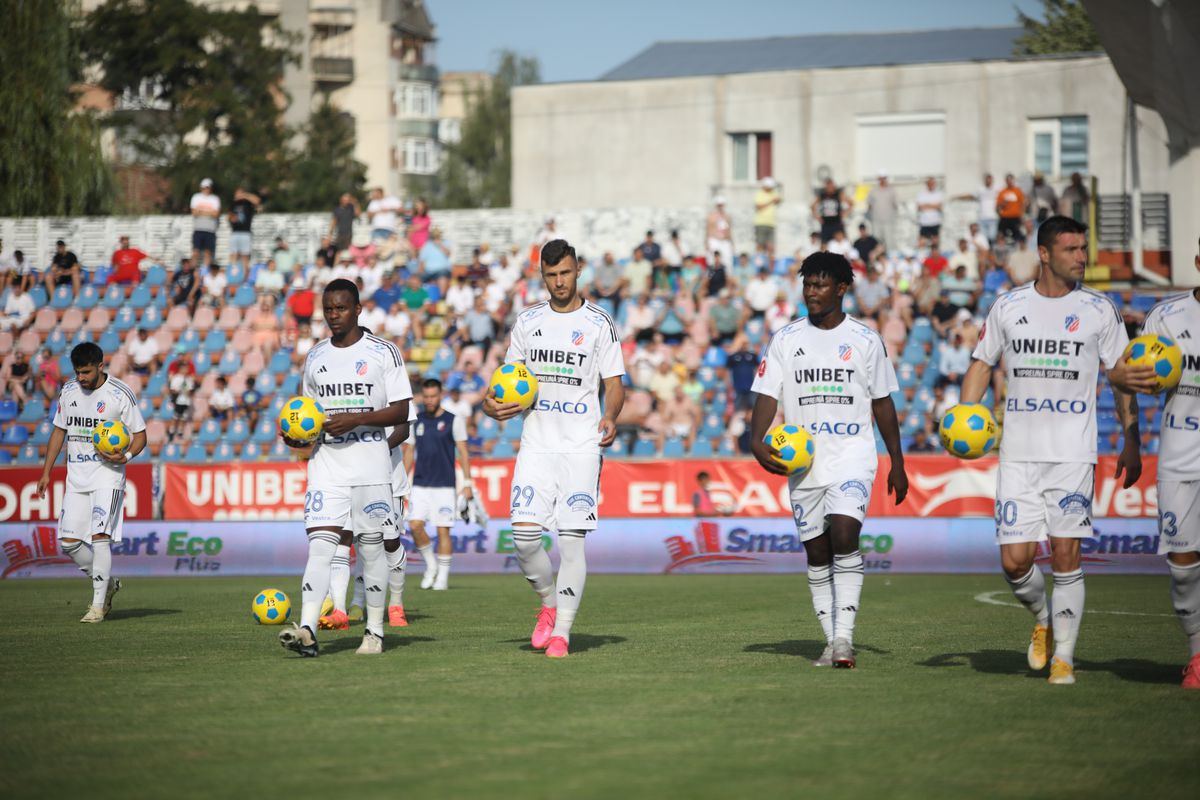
[
  {"left": 252, "top": 589, "right": 292, "bottom": 625},
  {"left": 489, "top": 363, "right": 538, "bottom": 409},
  {"left": 92, "top": 420, "right": 131, "bottom": 456},
  {"left": 278, "top": 396, "right": 326, "bottom": 445},
  {"left": 939, "top": 403, "right": 997, "bottom": 459},
  {"left": 1125, "top": 334, "right": 1182, "bottom": 394},
  {"left": 762, "top": 424, "right": 815, "bottom": 476}
]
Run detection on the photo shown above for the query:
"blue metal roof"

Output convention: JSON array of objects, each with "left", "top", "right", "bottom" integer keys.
[{"left": 599, "top": 27, "right": 1026, "bottom": 82}]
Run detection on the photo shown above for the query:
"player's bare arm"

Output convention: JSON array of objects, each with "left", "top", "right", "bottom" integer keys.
[
  {"left": 482, "top": 388, "right": 524, "bottom": 421},
  {"left": 1107, "top": 352, "right": 1158, "bottom": 395},
  {"left": 598, "top": 375, "right": 625, "bottom": 448},
  {"left": 323, "top": 398, "right": 410, "bottom": 437},
  {"left": 749, "top": 393, "right": 789, "bottom": 476},
  {"left": 36, "top": 426, "right": 67, "bottom": 497},
  {"left": 1111, "top": 385, "right": 1143, "bottom": 489},
  {"left": 456, "top": 439, "right": 474, "bottom": 498},
  {"left": 959, "top": 359, "right": 993, "bottom": 405},
  {"left": 387, "top": 423, "right": 410, "bottom": 450},
  {"left": 871, "top": 396, "right": 908, "bottom": 504}
]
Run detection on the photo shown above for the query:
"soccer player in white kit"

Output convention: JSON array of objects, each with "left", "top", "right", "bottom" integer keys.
[
  {"left": 749, "top": 252, "right": 908, "bottom": 669},
  {"left": 483, "top": 239, "right": 626, "bottom": 659},
  {"left": 1141, "top": 241, "right": 1200, "bottom": 688},
  {"left": 960, "top": 216, "right": 1156, "bottom": 685},
  {"left": 279, "top": 280, "right": 412, "bottom": 657},
  {"left": 36, "top": 343, "right": 147, "bottom": 622}
]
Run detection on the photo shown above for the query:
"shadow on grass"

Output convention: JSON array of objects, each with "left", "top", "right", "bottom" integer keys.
[
  {"left": 500, "top": 634, "right": 627, "bottom": 654},
  {"left": 917, "top": 650, "right": 1181, "bottom": 684},
  {"left": 320, "top": 635, "right": 436, "bottom": 655},
  {"left": 744, "top": 640, "right": 891, "bottom": 658},
  {"left": 105, "top": 608, "right": 183, "bottom": 621}
]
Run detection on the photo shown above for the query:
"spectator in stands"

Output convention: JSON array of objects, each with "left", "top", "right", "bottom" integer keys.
[
  {"left": 726, "top": 334, "right": 758, "bottom": 410},
  {"left": 200, "top": 262, "right": 228, "bottom": 308},
  {"left": 170, "top": 258, "right": 201, "bottom": 314},
  {"left": 661, "top": 230, "right": 685, "bottom": 287},
  {"left": 45, "top": 239, "right": 82, "bottom": 296},
  {"left": 744, "top": 267, "right": 776, "bottom": 319},
  {"left": 867, "top": 172, "right": 898, "bottom": 251},
  {"left": 624, "top": 246, "right": 652, "bottom": 299},
  {"left": 765, "top": 290, "right": 795, "bottom": 334},
  {"left": 383, "top": 300, "right": 413, "bottom": 343},
  {"left": 190, "top": 178, "right": 221, "bottom": 268},
  {"left": 981, "top": 255, "right": 1010, "bottom": 296},
  {"left": 465, "top": 249, "right": 489, "bottom": 284},
  {"left": 708, "top": 289, "right": 740, "bottom": 345},
  {"left": 706, "top": 197, "right": 734, "bottom": 266},
  {"left": 940, "top": 264, "right": 980, "bottom": 311},
  {"left": 623, "top": 293, "right": 657, "bottom": 341},
  {"left": 240, "top": 376, "right": 266, "bottom": 430},
  {"left": 419, "top": 227, "right": 452, "bottom": 280},
  {"left": 996, "top": 173, "right": 1026, "bottom": 243},
  {"left": 369, "top": 271, "right": 401, "bottom": 312},
  {"left": 13, "top": 251, "right": 34, "bottom": 292},
  {"left": 253, "top": 258, "right": 285, "bottom": 301},
  {"left": 35, "top": 347, "right": 60, "bottom": 404},
  {"left": 853, "top": 223, "right": 881, "bottom": 267},
  {"left": 272, "top": 236, "right": 296, "bottom": 275},
  {"left": 328, "top": 192, "right": 360, "bottom": 252},
  {"left": 659, "top": 385, "right": 700, "bottom": 451},
  {"left": 316, "top": 235, "right": 338, "bottom": 269},
  {"left": 286, "top": 277, "right": 316, "bottom": 327},
  {"left": 491, "top": 251, "right": 521, "bottom": 294},
  {"left": 1004, "top": 234, "right": 1040, "bottom": 285},
  {"left": 251, "top": 295, "right": 280, "bottom": 355},
  {"left": 827, "top": 229, "right": 856, "bottom": 262},
  {"left": 813, "top": 177, "right": 852, "bottom": 243},
  {"left": 441, "top": 384, "right": 472, "bottom": 420},
  {"left": 730, "top": 252, "right": 756, "bottom": 289},
  {"left": 1, "top": 281, "right": 35, "bottom": 332},
  {"left": 108, "top": 235, "right": 150, "bottom": 288},
  {"left": 461, "top": 295, "right": 494, "bottom": 353},
  {"left": 922, "top": 235, "right": 949, "bottom": 279},
  {"left": 209, "top": 376, "right": 235, "bottom": 422},
  {"left": 590, "top": 251, "right": 625, "bottom": 312},
  {"left": 166, "top": 346, "right": 196, "bottom": 442},
  {"left": 360, "top": 296, "right": 386, "bottom": 333},
  {"left": 702, "top": 251, "right": 729, "bottom": 298},
  {"left": 403, "top": 274, "right": 430, "bottom": 313},
  {"left": 1119, "top": 289, "right": 1145, "bottom": 339},
  {"left": 366, "top": 187, "right": 401, "bottom": 244},
  {"left": 649, "top": 361, "right": 682, "bottom": 406},
  {"left": 446, "top": 361, "right": 486, "bottom": 406},
  {"left": 638, "top": 229, "right": 663, "bottom": 271},
  {"left": 929, "top": 290, "right": 961, "bottom": 339},
  {"left": 954, "top": 173, "right": 1000, "bottom": 244},
  {"left": 291, "top": 323, "right": 316, "bottom": 367},
  {"left": 915, "top": 176, "right": 944, "bottom": 242},
  {"left": 678, "top": 255, "right": 703, "bottom": 299},
  {"left": 630, "top": 333, "right": 667, "bottom": 388},
  {"left": 3, "top": 350, "right": 31, "bottom": 410},
  {"left": 445, "top": 274, "right": 475, "bottom": 316},
  {"left": 1028, "top": 171, "right": 1058, "bottom": 225},
  {"left": 948, "top": 237, "right": 979, "bottom": 280},
  {"left": 227, "top": 186, "right": 261, "bottom": 274},
  {"left": 1059, "top": 172, "right": 1090, "bottom": 222},
  {"left": 855, "top": 267, "right": 890, "bottom": 324},
  {"left": 753, "top": 177, "right": 782, "bottom": 250},
  {"left": 408, "top": 198, "right": 432, "bottom": 255},
  {"left": 937, "top": 331, "right": 972, "bottom": 388},
  {"left": 908, "top": 427, "right": 938, "bottom": 453},
  {"left": 125, "top": 327, "right": 161, "bottom": 377}
]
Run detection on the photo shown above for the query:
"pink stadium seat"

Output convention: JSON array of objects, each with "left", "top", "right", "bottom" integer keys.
[
  {"left": 216, "top": 305, "right": 242, "bottom": 331},
  {"left": 197, "top": 372, "right": 218, "bottom": 397},
  {"left": 17, "top": 330, "right": 41, "bottom": 355},
  {"left": 190, "top": 396, "right": 209, "bottom": 421},
  {"left": 238, "top": 306, "right": 259, "bottom": 330},
  {"left": 121, "top": 373, "right": 143, "bottom": 396},
  {"left": 145, "top": 419, "right": 167, "bottom": 448},
  {"left": 86, "top": 307, "right": 111, "bottom": 333},
  {"left": 191, "top": 305, "right": 215, "bottom": 332},
  {"left": 242, "top": 350, "right": 265, "bottom": 374},
  {"left": 0, "top": 331, "right": 11, "bottom": 353},
  {"left": 154, "top": 329, "right": 174, "bottom": 353},
  {"left": 228, "top": 372, "right": 247, "bottom": 395},
  {"left": 108, "top": 351, "right": 129, "bottom": 376},
  {"left": 165, "top": 305, "right": 191, "bottom": 332},
  {"left": 230, "top": 328, "right": 254, "bottom": 354},
  {"left": 33, "top": 308, "right": 57, "bottom": 334},
  {"left": 59, "top": 308, "right": 84, "bottom": 334}
]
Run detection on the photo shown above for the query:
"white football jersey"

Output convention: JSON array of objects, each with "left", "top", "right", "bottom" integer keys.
[
  {"left": 388, "top": 402, "right": 420, "bottom": 497},
  {"left": 1142, "top": 291, "right": 1200, "bottom": 480},
  {"left": 505, "top": 301, "right": 626, "bottom": 454},
  {"left": 751, "top": 316, "right": 897, "bottom": 486},
  {"left": 303, "top": 332, "right": 413, "bottom": 488},
  {"left": 973, "top": 283, "right": 1127, "bottom": 463},
  {"left": 52, "top": 375, "right": 146, "bottom": 492}
]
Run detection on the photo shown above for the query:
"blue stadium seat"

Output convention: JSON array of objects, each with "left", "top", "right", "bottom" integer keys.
[
  {"left": 43, "top": 328, "right": 68, "bottom": 354},
  {"left": 51, "top": 285, "right": 73, "bottom": 310},
  {"left": 129, "top": 284, "right": 152, "bottom": 309},
  {"left": 101, "top": 284, "right": 124, "bottom": 309},
  {"left": 28, "top": 285, "right": 48, "bottom": 307},
  {"left": 592, "top": 297, "right": 616, "bottom": 318},
  {"left": 252, "top": 418, "right": 277, "bottom": 444},
  {"left": 247, "top": 262, "right": 266, "bottom": 284},
  {"left": 226, "top": 419, "right": 250, "bottom": 445},
  {"left": 18, "top": 399, "right": 46, "bottom": 423},
  {"left": 909, "top": 318, "right": 934, "bottom": 343},
  {"left": 1, "top": 400, "right": 24, "bottom": 424},
  {"left": 717, "top": 439, "right": 736, "bottom": 456},
  {"left": 145, "top": 371, "right": 167, "bottom": 398},
  {"left": 70, "top": 329, "right": 95, "bottom": 349},
  {"left": 1131, "top": 295, "right": 1158, "bottom": 314},
  {"left": 138, "top": 397, "right": 155, "bottom": 418},
  {"left": 176, "top": 329, "right": 201, "bottom": 353},
  {"left": 266, "top": 395, "right": 286, "bottom": 417},
  {"left": 227, "top": 263, "right": 245, "bottom": 285},
  {"left": 30, "top": 421, "right": 53, "bottom": 446},
  {"left": 2, "top": 425, "right": 30, "bottom": 446},
  {"left": 278, "top": 373, "right": 300, "bottom": 396},
  {"left": 662, "top": 438, "right": 686, "bottom": 458},
  {"left": 157, "top": 401, "right": 175, "bottom": 422},
  {"left": 689, "top": 439, "right": 715, "bottom": 457},
  {"left": 139, "top": 305, "right": 163, "bottom": 330},
  {"left": 0, "top": 450, "right": 11, "bottom": 465},
  {"left": 98, "top": 329, "right": 121, "bottom": 354},
  {"left": 491, "top": 439, "right": 515, "bottom": 458},
  {"left": 702, "top": 347, "right": 727, "bottom": 368},
  {"left": 268, "top": 350, "right": 291, "bottom": 374},
  {"left": 91, "top": 265, "right": 113, "bottom": 285},
  {"left": 160, "top": 442, "right": 184, "bottom": 461},
  {"left": 232, "top": 285, "right": 256, "bottom": 308},
  {"left": 16, "top": 444, "right": 41, "bottom": 464},
  {"left": 631, "top": 439, "right": 656, "bottom": 457},
  {"left": 1146, "top": 436, "right": 1160, "bottom": 454},
  {"left": 212, "top": 442, "right": 236, "bottom": 461},
  {"left": 254, "top": 372, "right": 276, "bottom": 394},
  {"left": 112, "top": 306, "right": 138, "bottom": 333},
  {"left": 57, "top": 353, "right": 74, "bottom": 376},
  {"left": 76, "top": 285, "right": 100, "bottom": 310},
  {"left": 144, "top": 264, "right": 167, "bottom": 288},
  {"left": 183, "top": 442, "right": 209, "bottom": 462},
  {"left": 240, "top": 442, "right": 263, "bottom": 460},
  {"left": 607, "top": 437, "right": 626, "bottom": 457},
  {"left": 478, "top": 416, "right": 500, "bottom": 440},
  {"left": 196, "top": 419, "right": 222, "bottom": 445},
  {"left": 152, "top": 289, "right": 169, "bottom": 309},
  {"left": 201, "top": 329, "right": 227, "bottom": 354},
  {"left": 217, "top": 351, "right": 241, "bottom": 375},
  {"left": 268, "top": 439, "right": 291, "bottom": 460},
  {"left": 502, "top": 418, "right": 524, "bottom": 441},
  {"left": 700, "top": 414, "right": 724, "bottom": 439}
]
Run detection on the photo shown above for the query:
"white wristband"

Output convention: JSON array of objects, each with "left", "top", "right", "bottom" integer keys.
[{"left": 123, "top": 451, "right": 132, "bottom": 462}]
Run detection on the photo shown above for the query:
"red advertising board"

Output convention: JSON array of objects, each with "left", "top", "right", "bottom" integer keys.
[
  {"left": 0, "top": 464, "right": 155, "bottom": 522},
  {"left": 162, "top": 456, "right": 1159, "bottom": 520}
]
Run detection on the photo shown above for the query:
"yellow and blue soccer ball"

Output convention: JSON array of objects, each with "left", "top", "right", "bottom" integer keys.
[
  {"left": 92, "top": 420, "right": 131, "bottom": 455},
  {"left": 490, "top": 363, "right": 538, "bottom": 409},
  {"left": 939, "top": 403, "right": 998, "bottom": 459},
  {"left": 252, "top": 588, "right": 291, "bottom": 624},
  {"left": 1126, "top": 334, "right": 1183, "bottom": 394},
  {"left": 763, "top": 424, "right": 815, "bottom": 476},
  {"left": 278, "top": 396, "right": 325, "bottom": 444}
]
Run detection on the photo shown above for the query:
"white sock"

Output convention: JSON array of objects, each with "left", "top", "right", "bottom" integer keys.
[
  {"left": 62, "top": 540, "right": 93, "bottom": 576},
  {"left": 436, "top": 554, "right": 452, "bottom": 582},
  {"left": 807, "top": 563, "right": 834, "bottom": 644},
  {"left": 351, "top": 559, "right": 365, "bottom": 608},
  {"left": 329, "top": 544, "right": 351, "bottom": 613},
  {"left": 300, "top": 531, "right": 339, "bottom": 635},
  {"left": 90, "top": 538, "right": 112, "bottom": 607},
  {"left": 1051, "top": 569, "right": 1085, "bottom": 665},
  {"left": 386, "top": 544, "right": 407, "bottom": 607},
  {"left": 551, "top": 531, "right": 587, "bottom": 642},
  {"left": 418, "top": 543, "right": 436, "bottom": 576},
  {"left": 832, "top": 550, "right": 864, "bottom": 645},
  {"left": 513, "top": 529, "right": 556, "bottom": 606},
  {"left": 1168, "top": 560, "right": 1200, "bottom": 657},
  {"left": 357, "top": 531, "right": 387, "bottom": 637},
  {"left": 1005, "top": 565, "right": 1050, "bottom": 624}
]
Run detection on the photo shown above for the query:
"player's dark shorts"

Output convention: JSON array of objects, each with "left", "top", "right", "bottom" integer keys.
[{"left": 192, "top": 230, "right": 216, "bottom": 254}]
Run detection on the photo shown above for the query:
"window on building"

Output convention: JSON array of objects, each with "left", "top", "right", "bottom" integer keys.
[
  {"left": 1028, "top": 116, "right": 1088, "bottom": 177},
  {"left": 395, "top": 83, "right": 436, "bottom": 119},
  {"left": 855, "top": 112, "right": 946, "bottom": 182},
  {"left": 728, "top": 132, "right": 773, "bottom": 183},
  {"left": 438, "top": 118, "right": 461, "bottom": 145},
  {"left": 403, "top": 138, "right": 438, "bottom": 174}
]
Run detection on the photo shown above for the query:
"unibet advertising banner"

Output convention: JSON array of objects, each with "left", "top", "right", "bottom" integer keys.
[{"left": 0, "top": 517, "right": 1166, "bottom": 579}]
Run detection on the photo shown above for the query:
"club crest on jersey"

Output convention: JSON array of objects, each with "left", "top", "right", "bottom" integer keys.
[
  {"left": 757, "top": 360, "right": 767, "bottom": 377},
  {"left": 838, "top": 344, "right": 853, "bottom": 362},
  {"left": 96, "top": 401, "right": 106, "bottom": 413},
  {"left": 355, "top": 360, "right": 368, "bottom": 376},
  {"left": 1065, "top": 314, "right": 1080, "bottom": 333},
  {"left": 363, "top": 501, "right": 392, "bottom": 520},
  {"left": 92, "top": 506, "right": 107, "bottom": 526},
  {"left": 1058, "top": 493, "right": 1091, "bottom": 515},
  {"left": 567, "top": 492, "right": 596, "bottom": 511},
  {"left": 571, "top": 330, "right": 585, "bottom": 347},
  {"left": 437, "top": 420, "right": 445, "bottom": 431},
  {"left": 839, "top": 480, "right": 869, "bottom": 499}
]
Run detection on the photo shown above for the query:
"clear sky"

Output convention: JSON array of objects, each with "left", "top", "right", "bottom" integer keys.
[{"left": 430, "top": 0, "right": 1043, "bottom": 83}]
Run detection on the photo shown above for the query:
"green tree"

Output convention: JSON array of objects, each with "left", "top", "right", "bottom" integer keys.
[
  {"left": 280, "top": 102, "right": 367, "bottom": 212},
  {"left": 1014, "top": 0, "right": 1102, "bottom": 55},
  {"left": 0, "top": 0, "right": 113, "bottom": 216},
  {"left": 436, "top": 52, "right": 540, "bottom": 209},
  {"left": 81, "top": 0, "right": 298, "bottom": 212}
]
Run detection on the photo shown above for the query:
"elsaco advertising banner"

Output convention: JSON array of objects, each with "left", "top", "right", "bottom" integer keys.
[{"left": 0, "top": 517, "right": 1166, "bottom": 579}]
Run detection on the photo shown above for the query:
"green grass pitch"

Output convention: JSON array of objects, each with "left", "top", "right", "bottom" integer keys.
[{"left": 1, "top": 574, "right": 1196, "bottom": 799}]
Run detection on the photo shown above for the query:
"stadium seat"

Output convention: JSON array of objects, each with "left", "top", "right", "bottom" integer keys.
[
  {"left": 242, "top": 350, "right": 265, "bottom": 375},
  {"left": 33, "top": 308, "right": 57, "bottom": 334},
  {"left": 491, "top": 440, "right": 515, "bottom": 458},
  {"left": 138, "top": 396, "right": 155, "bottom": 417},
  {"left": 1, "top": 425, "right": 30, "bottom": 446},
  {"left": 252, "top": 418, "right": 277, "bottom": 444},
  {"left": 478, "top": 416, "right": 500, "bottom": 440},
  {"left": 226, "top": 419, "right": 250, "bottom": 445},
  {"left": 145, "top": 371, "right": 167, "bottom": 398},
  {"left": 502, "top": 418, "right": 524, "bottom": 441},
  {"left": 144, "top": 419, "right": 167, "bottom": 449},
  {"left": 701, "top": 347, "right": 727, "bottom": 368},
  {"left": 632, "top": 439, "right": 656, "bottom": 457},
  {"left": 86, "top": 307, "right": 111, "bottom": 334},
  {"left": 190, "top": 352, "right": 212, "bottom": 375},
  {"left": 240, "top": 442, "right": 263, "bottom": 460},
  {"left": 29, "top": 421, "right": 53, "bottom": 446},
  {"left": 60, "top": 307, "right": 84, "bottom": 334},
  {"left": 16, "top": 444, "right": 40, "bottom": 464},
  {"left": 129, "top": 284, "right": 153, "bottom": 309},
  {"left": 201, "top": 329, "right": 227, "bottom": 354},
  {"left": 192, "top": 305, "right": 216, "bottom": 332},
  {"left": 230, "top": 328, "right": 254, "bottom": 354},
  {"left": 28, "top": 285, "right": 48, "bottom": 307},
  {"left": 0, "top": 401, "right": 18, "bottom": 423},
  {"left": 159, "top": 442, "right": 184, "bottom": 461},
  {"left": 607, "top": 437, "right": 626, "bottom": 456},
  {"left": 57, "top": 353, "right": 74, "bottom": 376},
  {"left": 196, "top": 419, "right": 222, "bottom": 445},
  {"left": 90, "top": 265, "right": 113, "bottom": 285},
  {"left": 18, "top": 398, "right": 46, "bottom": 423},
  {"left": 1131, "top": 295, "right": 1158, "bottom": 314},
  {"left": 217, "top": 351, "right": 241, "bottom": 376},
  {"left": 227, "top": 262, "right": 246, "bottom": 285},
  {"left": 268, "top": 350, "right": 291, "bottom": 374},
  {"left": 212, "top": 442, "right": 236, "bottom": 461},
  {"left": 0, "top": 450, "right": 11, "bottom": 465},
  {"left": 717, "top": 439, "right": 736, "bottom": 456},
  {"left": 232, "top": 285, "right": 256, "bottom": 308},
  {"left": 76, "top": 284, "right": 100, "bottom": 310},
  {"left": 216, "top": 305, "right": 242, "bottom": 331},
  {"left": 183, "top": 442, "right": 209, "bottom": 462},
  {"left": 699, "top": 415, "right": 725, "bottom": 439},
  {"left": 156, "top": 400, "right": 175, "bottom": 422},
  {"left": 139, "top": 305, "right": 163, "bottom": 330},
  {"left": 42, "top": 328, "right": 68, "bottom": 355},
  {"left": 165, "top": 306, "right": 190, "bottom": 332},
  {"left": 50, "top": 285, "right": 73, "bottom": 310},
  {"left": 69, "top": 328, "right": 94, "bottom": 350},
  {"left": 17, "top": 330, "right": 41, "bottom": 355},
  {"left": 689, "top": 439, "right": 715, "bottom": 457},
  {"left": 278, "top": 373, "right": 300, "bottom": 396},
  {"left": 112, "top": 306, "right": 138, "bottom": 333},
  {"left": 144, "top": 264, "right": 167, "bottom": 288},
  {"left": 662, "top": 438, "right": 686, "bottom": 458},
  {"left": 176, "top": 328, "right": 201, "bottom": 353},
  {"left": 101, "top": 284, "right": 125, "bottom": 309}
]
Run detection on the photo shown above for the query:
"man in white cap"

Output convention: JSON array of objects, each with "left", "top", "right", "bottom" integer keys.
[
  {"left": 706, "top": 197, "right": 733, "bottom": 268},
  {"left": 754, "top": 177, "right": 782, "bottom": 251},
  {"left": 190, "top": 178, "right": 221, "bottom": 269}
]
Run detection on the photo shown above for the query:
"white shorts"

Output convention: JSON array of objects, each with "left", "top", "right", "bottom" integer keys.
[
  {"left": 304, "top": 484, "right": 396, "bottom": 537},
  {"left": 409, "top": 486, "right": 457, "bottom": 528},
  {"left": 1157, "top": 479, "right": 1200, "bottom": 554},
  {"left": 229, "top": 231, "right": 252, "bottom": 255},
  {"left": 59, "top": 488, "right": 125, "bottom": 542},
  {"left": 393, "top": 495, "right": 409, "bottom": 532},
  {"left": 510, "top": 451, "right": 602, "bottom": 531},
  {"left": 787, "top": 474, "right": 874, "bottom": 542},
  {"left": 995, "top": 461, "right": 1095, "bottom": 545}
]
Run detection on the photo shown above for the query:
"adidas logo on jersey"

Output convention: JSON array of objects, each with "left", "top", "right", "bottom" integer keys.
[
  {"left": 1180, "top": 330, "right": 1193, "bottom": 340},
  {"left": 585, "top": 512, "right": 597, "bottom": 521},
  {"left": 794, "top": 347, "right": 806, "bottom": 356},
  {"left": 317, "top": 365, "right": 329, "bottom": 374},
  {"left": 302, "top": 582, "right": 313, "bottom": 591},
  {"left": 531, "top": 329, "right": 543, "bottom": 337},
  {"left": 70, "top": 401, "right": 78, "bottom": 407},
  {"left": 1016, "top": 316, "right": 1029, "bottom": 325},
  {"left": 1079, "top": 516, "right": 1091, "bottom": 527},
  {"left": 559, "top": 587, "right": 576, "bottom": 597}
]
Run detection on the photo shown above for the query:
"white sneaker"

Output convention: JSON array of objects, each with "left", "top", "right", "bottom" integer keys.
[
  {"left": 432, "top": 571, "right": 449, "bottom": 591},
  {"left": 420, "top": 569, "right": 436, "bottom": 590},
  {"left": 812, "top": 644, "right": 834, "bottom": 667},
  {"left": 356, "top": 630, "right": 383, "bottom": 655},
  {"left": 80, "top": 606, "right": 105, "bottom": 623}
]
